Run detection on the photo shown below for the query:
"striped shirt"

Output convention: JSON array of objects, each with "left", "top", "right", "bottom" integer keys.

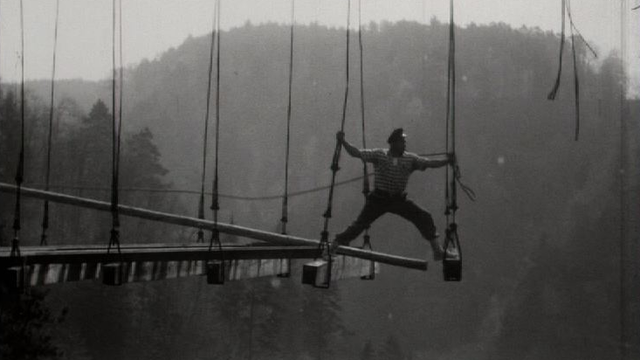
[{"left": 360, "top": 148, "right": 434, "bottom": 195}]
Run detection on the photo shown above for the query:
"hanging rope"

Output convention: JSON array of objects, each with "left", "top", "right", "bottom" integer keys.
[
  {"left": 40, "top": 0, "right": 60, "bottom": 246},
  {"left": 317, "top": 0, "right": 352, "bottom": 288},
  {"left": 10, "top": 0, "right": 26, "bottom": 258},
  {"left": 107, "top": 0, "right": 123, "bottom": 254},
  {"left": 548, "top": 0, "right": 598, "bottom": 141},
  {"left": 547, "top": 0, "right": 566, "bottom": 102},
  {"left": 209, "top": 0, "right": 222, "bottom": 260},
  {"left": 321, "top": 0, "right": 351, "bottom": 244},
  {"left": 197, "top": 0, "right": 219, "bottom": 243},
  {"left": 357, "top": 0, "right": 372, "bottom": 250},
  {"left": 281, "top": 0, "right": 295, "bottom": 236},
  {"left": 444, "top": 0, "right": 457, "bottom": 221}
]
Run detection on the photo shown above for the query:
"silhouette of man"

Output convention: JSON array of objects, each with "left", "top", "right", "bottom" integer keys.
[{"left": 332, "top": 128, "right": 453, "bottom": 261}]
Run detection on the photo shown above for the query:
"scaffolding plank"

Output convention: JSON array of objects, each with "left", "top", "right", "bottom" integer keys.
[{"left": 0, "top": 183, "right": 428, "bottom": 271}]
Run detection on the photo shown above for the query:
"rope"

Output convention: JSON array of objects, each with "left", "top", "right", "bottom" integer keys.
[
  {"left": 357, "top": 0, "right": 373, "bottom": 247},
  {"left": 281, "top": 0, "right": 295, "bottom": 235},
  {"left": 40, "top": 0, "right": 60, "bottom": 246},
  {"left": 316, "top": 0, "right": 352, "bottom": 288},
  {"left": 197, "top": 0, "right": 218, "bottom": 243},
  {"left": 547, "top": 0, "right": 566, "bottom": 101},
  {"left": 444, "top": 0, "right": 458, "bottom": 221},
  {"left": 357, "top": 0, "right": 369, "bottom": 198},
  {"left": 321, "top": 0, "right": 351, "bottom": 242},
  {"left": 107, "top": 0, "right": 123, "bottom": 254},
  {"left": 209, "top": 0, "right": 223, "bottom": 265},
  {"left": 10, "top": 0, "right": 26, "bottom": 258},
  {"left": 568, "top": 7, "right": 580, "bottom": 141},
  {"left": 548, "top": 0, "right": 598, "bottom": 141}
]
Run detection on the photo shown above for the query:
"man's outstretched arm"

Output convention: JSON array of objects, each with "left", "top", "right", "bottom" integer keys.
[
  {"left": 415, "top": 153, "right": 455, "bottom": 170},
  {"left": 337, "top": 131, "right": 362, "bottom": 159}
]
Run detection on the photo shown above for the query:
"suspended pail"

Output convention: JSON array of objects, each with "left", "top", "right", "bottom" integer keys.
[
  {"left": 443, "top": 248, "right": 461, "bottom": 282},
  {"left": 103, "top": 263, "right": 124, "bottom": 286},
  {"left": 206, "top": 260, "right": 225, "bottom": 285}
]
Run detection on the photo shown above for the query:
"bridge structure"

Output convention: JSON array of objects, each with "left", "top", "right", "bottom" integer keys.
[{"left": 0, "top": 183, "right": 428, "bottom": 290}]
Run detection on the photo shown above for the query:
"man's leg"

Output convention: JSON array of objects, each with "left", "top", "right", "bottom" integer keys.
[
  {"left": 391, "top": 199, "right": 444, "bottom": 260},
  {"left": 333, "top": 197, "right": 387, "bottom": 248}
]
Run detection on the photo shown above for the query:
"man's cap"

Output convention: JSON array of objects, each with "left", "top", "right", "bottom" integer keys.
[{"left": 387, "top": 128, "right": 407, "bottom": 143}]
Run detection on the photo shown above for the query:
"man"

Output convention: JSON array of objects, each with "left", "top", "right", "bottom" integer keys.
[{"left": 332, "top": 128, "right": 453, "bottom": 261}]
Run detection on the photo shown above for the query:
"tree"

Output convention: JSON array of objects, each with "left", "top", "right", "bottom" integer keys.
[
  {"left": 377, "top": 335, "right": 405, "bottom": 360},
  {"left": 0, "top": 289, "right": 67, "bottom": 360}
]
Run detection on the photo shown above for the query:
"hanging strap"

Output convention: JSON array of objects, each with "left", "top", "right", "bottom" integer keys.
[{"left": 10, "top": 0, "right": 26, "bottom": 258}]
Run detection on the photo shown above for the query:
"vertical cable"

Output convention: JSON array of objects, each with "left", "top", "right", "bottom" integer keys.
[
  {"left": 618, "top": 1, "right": 628, "bottom": 358},
  {"left": 198, "top": 0, "right": 218, "bottom": 243},
  {"left": 209, "top": 0, "right": 222, "bottom": 253},
  {"left": 117, "top": 0, "right": 123, "bottom": 180},
  {"left": 321, "top": 0, "right": 351, "bottom": 241},
  {"left": 107, "top": 0, "right": 121, "bottom": 253},
  {"left": 357, "top": 0, "right": 372, "bottom": 250},
  {"left": 281, "top": 0, "right": 295, "bottom": 235},
  {"left": 41, "top": 0, "right": 60, "bottom": 246},
  {"left": 10, "top": 0, "right": 26, "bottom": 257},
  {"left": 548, "top": 0, "right": 566, "bottom": 101},
  {"left": 318, "top": 0, "right": 351, "bottom": 287},
  {"left": 358, "top": 0, "right": 369, "bottom": 197},
  {"left": 444, "top": 0, "right": 457, "bottom": 222}
]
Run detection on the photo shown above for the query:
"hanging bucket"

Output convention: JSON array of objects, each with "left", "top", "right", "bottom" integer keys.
[
  {"left": 206, "top": 260, "right": 225, "bottom": 285},
  {"left": 443, "top": 247, "right": 461, "bottom": 281}
]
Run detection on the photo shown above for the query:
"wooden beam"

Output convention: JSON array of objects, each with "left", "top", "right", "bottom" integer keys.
[
  {"left": 302, "top": 256, "right": 379, "bottom": 287},
  {"left": 0, "top": 183, "right": 428, "bottom": 271},
  {"left": 2, "top": 258, "right": 291, "bottom": 287},
  {"left": 0, "top": 244, "right": 320, "bottom": 267}
]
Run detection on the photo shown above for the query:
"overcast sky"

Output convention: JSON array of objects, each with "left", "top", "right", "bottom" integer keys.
[{"left": 0, "top": 0, "right": 638, "bottom": 90}]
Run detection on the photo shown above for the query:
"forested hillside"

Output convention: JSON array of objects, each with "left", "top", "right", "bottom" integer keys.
[{"left": 1, "top": 20, "right": 638, "bottom": 360}]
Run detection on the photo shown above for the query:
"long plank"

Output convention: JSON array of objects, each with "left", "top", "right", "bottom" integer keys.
[
  {"left": 302, "top": 256, "right": 379, "bottom": 287},
  {"left": 0, "top": 244, "right": 319, "bottom": 267},
  {"left": 0, "top": 183, "right": 428, "bottom": 271},
  {"left": 3, "top": 258, "right": 290, "bottom": 287}
]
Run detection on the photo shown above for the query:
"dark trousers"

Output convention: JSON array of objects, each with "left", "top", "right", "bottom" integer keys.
[{"left": 334, "top": 190, "right": 437, "bottom": 245}]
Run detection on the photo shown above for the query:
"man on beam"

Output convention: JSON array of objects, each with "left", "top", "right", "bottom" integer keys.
[{"left": 332, "top": 128, "right": 454, "bottom": 261}]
